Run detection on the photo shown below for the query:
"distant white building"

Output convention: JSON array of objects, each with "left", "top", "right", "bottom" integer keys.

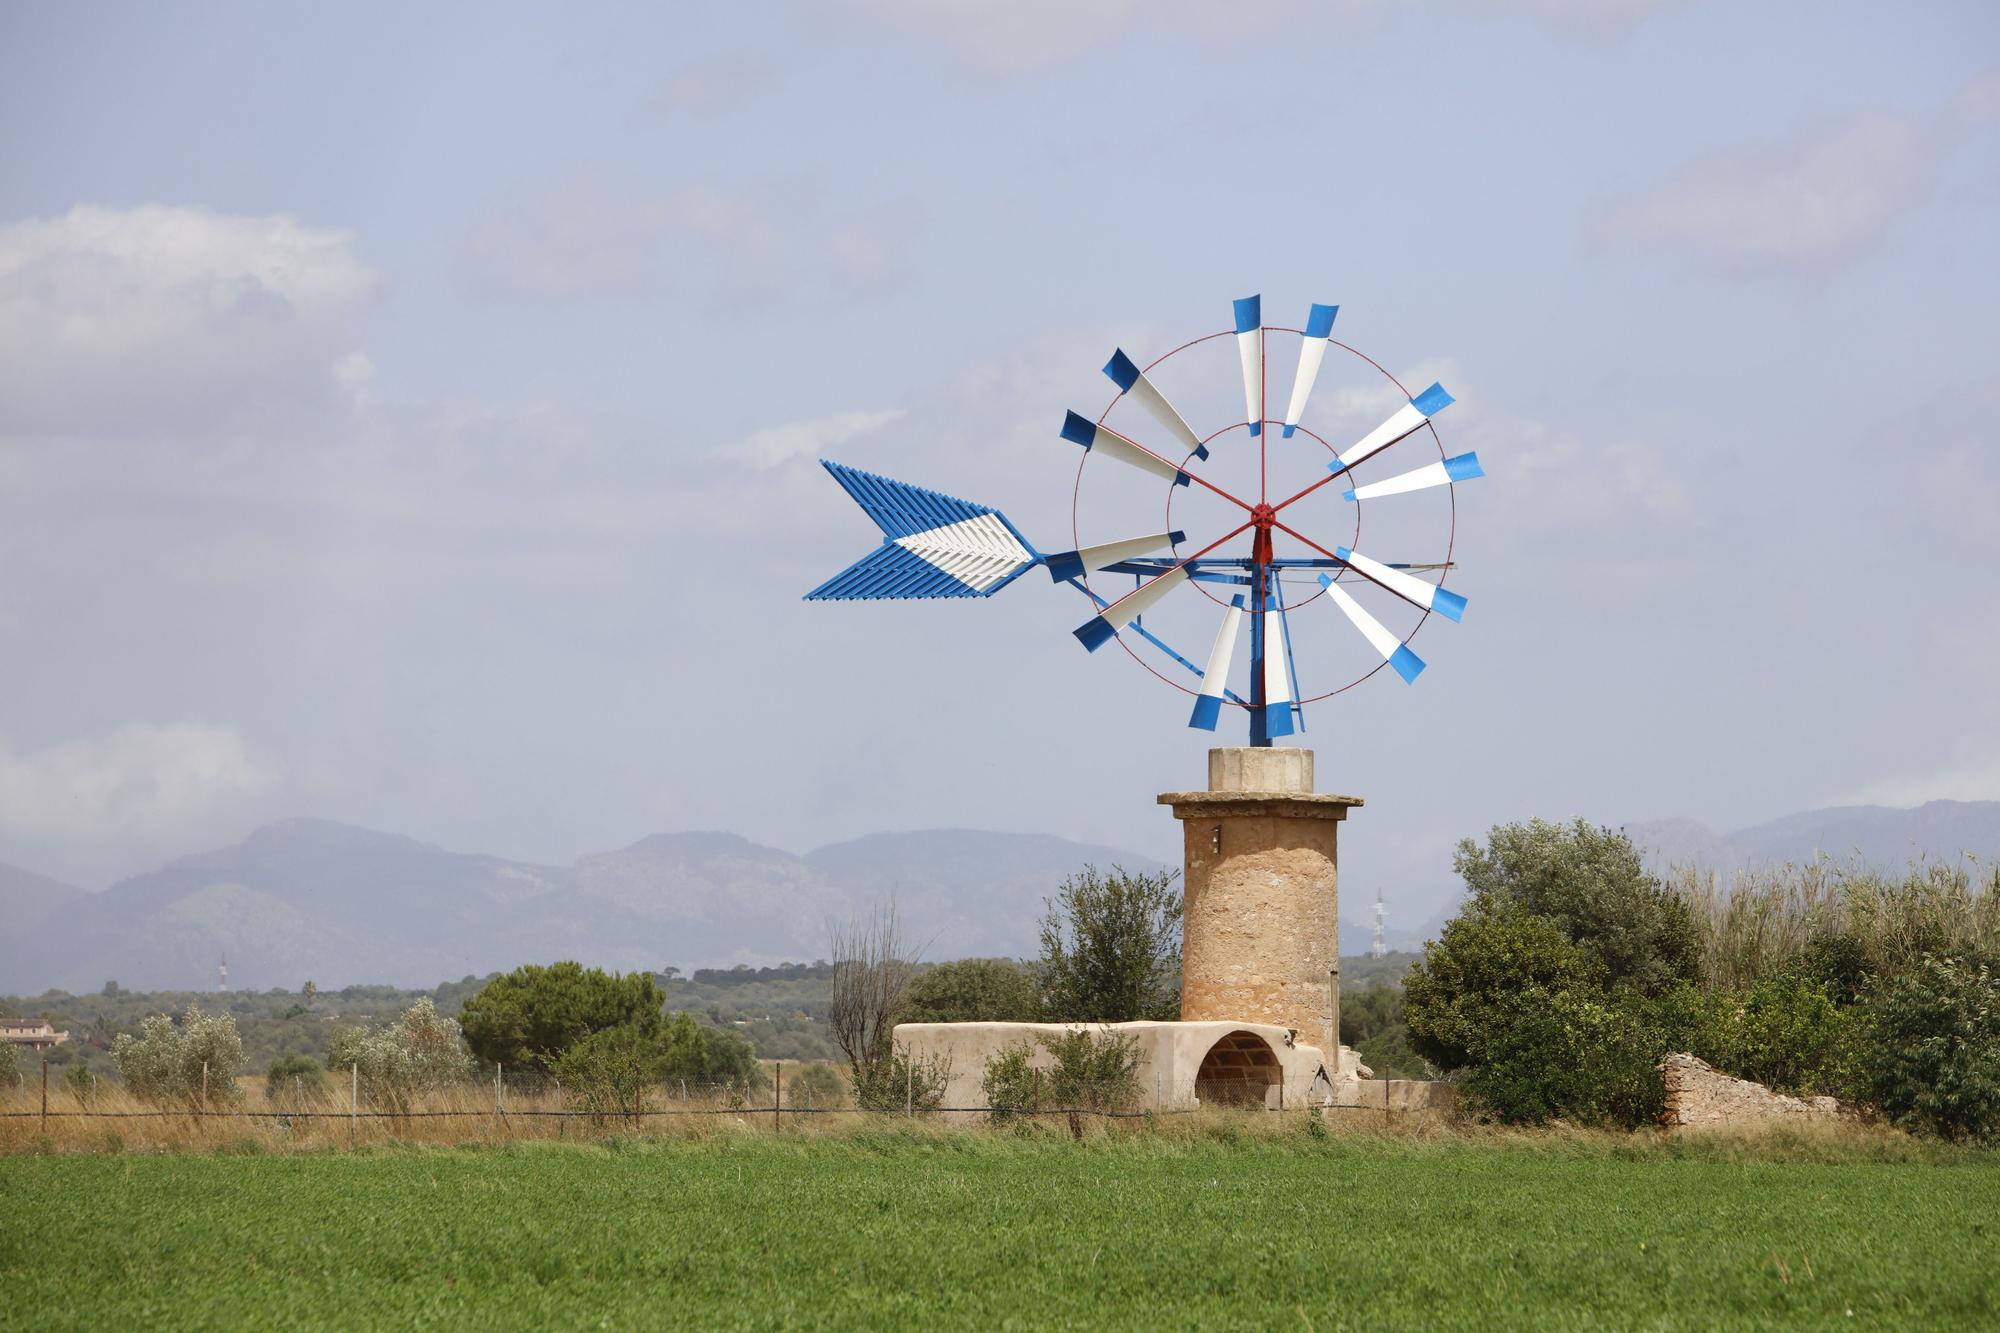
[{"left": 0, "top": 1020, "right": 70, "bottom": 1052}]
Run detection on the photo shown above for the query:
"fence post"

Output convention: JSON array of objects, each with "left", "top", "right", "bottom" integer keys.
[
  {"left": 40, "top": 1058, "right": 48, "bottom": 1133},
  {"left": 773, "top": 1062, "right": 782, "bottom": 1133},
  {"left": 200, "top": 1061, "right": 208, "bottom": 1128},
  {"left": 905, "top": 1056, "right": 914, "bottom": 1117},
  {"left": 494, "top": 1063, "right": 503, "bottom": 1119},
  {"left": 350, "top": 1062, "right": 358, "bottom": 1146}
]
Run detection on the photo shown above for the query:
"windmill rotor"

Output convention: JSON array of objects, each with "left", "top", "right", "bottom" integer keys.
[{"left": 806, "top": 295, "right": 1486, "bottom": 745}]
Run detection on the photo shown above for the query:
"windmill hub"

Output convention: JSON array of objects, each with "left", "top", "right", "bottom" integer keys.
[{"left": 1250, "top": 503, "right": 1276, "bottom": 529}]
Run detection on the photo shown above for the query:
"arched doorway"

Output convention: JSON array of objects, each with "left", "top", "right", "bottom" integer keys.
[{"left": 1195, "top": 1030, "right": 1282, "bottom": 1108}]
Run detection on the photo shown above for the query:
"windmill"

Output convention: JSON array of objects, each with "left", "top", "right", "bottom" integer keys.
[{"left": 806, "top": 295, "right": 1484, "bottom": 744}]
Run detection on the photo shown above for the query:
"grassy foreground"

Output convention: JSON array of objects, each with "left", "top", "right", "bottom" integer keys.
[{"left": 2, "top": 1127, "right": 1997, "bottom": 1330}]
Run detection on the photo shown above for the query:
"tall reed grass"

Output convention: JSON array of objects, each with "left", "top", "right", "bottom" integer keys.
[{"left": 1671, "top": 857, "right": 1999, "bottom": 993}]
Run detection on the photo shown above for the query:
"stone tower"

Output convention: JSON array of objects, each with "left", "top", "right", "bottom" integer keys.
[{"left": 1158, "top": 748, "right": 1359, "bottom": 1062}]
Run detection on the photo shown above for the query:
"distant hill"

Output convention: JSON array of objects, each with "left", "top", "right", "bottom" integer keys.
[
  {"left": 0, "top": 819, "right": 1168, "bottom": 995},
  {"left": 0, "top": 861, "right": 85, "bottom": 933},
  {"left": 1627, "top": 800, "right": 2000, "bottom": 876}
]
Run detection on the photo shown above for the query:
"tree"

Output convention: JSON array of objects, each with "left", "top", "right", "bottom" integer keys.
[
  {"left": 1860, "top": 954, "right": 2000, "bottom": 1142},
  {"left": 1404, "top": 905, "right": 1602, "bottom": 1073},
  {"left": 828, "top": 903, "right": 920, "bottom": 1081},
  {"left": 898, "top": 959, "right": 1040, "bottom": 1024},
  {"left": 458, "top": 962, "right": 668, "bottom": 1072},
  {"left": 112, "top": 1003, "right": 245, "bottom": 1108},
  {"left": 328, "top": 998, "right": 475, "bottom": 1111},
  {"left": 0, "top": 1039, "right": 18, "bottom": 1087},
  {"left": 1453, "top": 819, "right": 1698, "bottom": 996},
  {"left": 1038, "top": 866, "right": 1182, "bottom": 1022}
]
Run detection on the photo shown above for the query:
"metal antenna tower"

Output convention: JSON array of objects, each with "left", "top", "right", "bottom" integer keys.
[
  {"left": 1371, "top": 892, "right": 1386, "bottom": 959},
  {"left": 216, "top": 954, "right": 228, "bottom": 993}
]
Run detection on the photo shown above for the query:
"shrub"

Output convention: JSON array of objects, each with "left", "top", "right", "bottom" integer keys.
[
  {"left": 0, "top": 1039, "right": 19, "bottom": 1086},
  {"left": 899, "top": 959, "right": 1040, "bottom": 1024},
  {"left": 458, "top": 962, "right": 668, "bottom": 1072},
  {"left": 328, "top": 998, "right": 475, "bottom": 1111},
  {"left": 63, "top": 1061, "right": 99, "bottom": 1107},
  {"left": 1454, "top": 819, "right": 1698, "bottom": 996},
  {"left": 1859, "top": 954, "right": 2000, "bottom": 1142},
  {"left": 265, "top": 1054, "right": 328, "bottom": 1105},
  {"left": 1706, "top": 976, "right": 1859, "bottom": 1098},
  {"left": 981, "top": 1043, "right": 1040, "bottom": 1121},
  {"left": 782, "top": 1061, "right": 847, "bottom": 1109},
  {"left": 1040, "top": 1027, "right": 1140, "bottom": 1111},
  {"left": 113, "top": 1004, "right": 244, "bottom": 1108},
  {"left": 853, "top": 1045, "right": 951, "bottom": 1113},
  {"left": 1038, "top": 865, "right": 1182, "bottom": 1021},
  {"left": 1340, "top": 983, "right": 1429, "bottom": 1079},
  {"left": 552, "top": 1016, "right": 709, "bottom": 1115},
  {"left": 1457, "top": 987, "right": 1688, "bottom": 1126}
]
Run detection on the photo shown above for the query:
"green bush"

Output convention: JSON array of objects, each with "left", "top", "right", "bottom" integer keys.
[
  {"left": 112, "top": 1003, "right": 244, "bottom": 1108},
  {"left": 898, "top": 959, "right": 1040, "bottom": 1024},
  {"left": 62, "top": 1061, "right": 100, "bottom": 1106},
  {"left": 981, "top": 1043, "right": 1040, "bottom": 1121},
  {"left": 1457, "top": 987, "right": 1688, "bottom": 1126},
  {"left": 1040, "top": 1027, "right": 1140, "bottom": 1111},
  {"left": 1454, "top": 819, "right": 1698, "bottom": 996},
  {"left": 1704, "top": 976, "right": 1858, "bottom": 1098},
  {"left": 1859, "top": 954, "right": 2000, "bottom": 1142},
  {"left": 1340, "top": 983, "right": 1430, "bottom": 1079},
  {"left": 1038, "top": 866, "right": 1182, "bottom": 1021},
  {"left": 459, "top": 962, "right": 668, "bottom": 1072},
  {"left": 853, "top": 1045, "right": 951, "bottom": 1113},
  {"left": 551, "top": 1016, "right": 710, "bottom": 1115},
  {"left": 265, "top": 1054, "right": 328, "bottom": 1105}
]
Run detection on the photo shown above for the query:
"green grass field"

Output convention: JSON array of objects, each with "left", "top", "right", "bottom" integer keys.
[{"left": 3, "top": 1128, "right": 1997, "bottom": 1330}]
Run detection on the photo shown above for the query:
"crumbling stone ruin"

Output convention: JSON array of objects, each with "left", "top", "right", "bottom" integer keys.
[{"left": 1658, "top": 1053, "right": 1845, "bottom": 1130}]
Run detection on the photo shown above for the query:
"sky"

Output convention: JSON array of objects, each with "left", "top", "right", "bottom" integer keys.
[{"left": 0, "top": 2, "right": 1996, "bottom": 928}]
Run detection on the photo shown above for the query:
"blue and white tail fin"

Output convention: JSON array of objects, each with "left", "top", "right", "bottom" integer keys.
[{"left": 805, "top": 461, "right": 1039, "bottom": 600}]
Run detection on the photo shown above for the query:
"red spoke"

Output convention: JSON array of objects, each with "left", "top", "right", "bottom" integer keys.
[
  {"left": 1269, "top": 467, "right": 1345, "bottom": 514},
  {"left": 1094, "top": 421, "right": 1255, "bottom": 512}
]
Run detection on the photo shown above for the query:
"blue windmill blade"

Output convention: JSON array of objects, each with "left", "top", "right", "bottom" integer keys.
[
  {"left": 1234, "top": 295, "right": 1263, "bottom": 436},
  {"left": 1281, "top": 303, "right": 1338, "bottom": 438},
  {"left": 1102, "top": 350, "right": 1209, "bottom": 461},
  {"left": 1341, "top": 452, "right": 1483, "bottom": 501},
  {"left": 1316, "top": 574, "right": 1426, "bottom": 683},
  {"left": 806, "top": 460, "right": 1039, "bottom": 600},
  {"left": 1045, "top": 530, "right": 1185, "bottom": 582},
  {"left": 1326, "top": 382, "right": 1455, "bottom": 476},
  {"left": 1189, "top": 595, "right": 1246, "bottom": 731}
]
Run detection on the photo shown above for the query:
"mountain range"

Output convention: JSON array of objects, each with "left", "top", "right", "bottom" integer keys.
[
  {"left": 0, "top": 820, "right": 1174, "bottom": 995},
  {"left": 4, "top": 799, "right": 1995, "bottom": 998},
  {"left": 1624, "top": 800, "right": 2000, "bottom": 877}
]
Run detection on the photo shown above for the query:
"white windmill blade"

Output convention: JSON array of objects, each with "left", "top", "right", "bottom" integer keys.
[
  {"left": 1045, "top": 530, "right": 1186, "bottom": 582},
  {"left": 1316, "top": 574, "right": 1426, "bottom": 683},
  {"left": 1073, "top": 565, "right": 1192, "bottom": 652},
  {"left": 1262, "top": 596, "right": 1297, "bottom": 737},
  {"left": 1103, "top": 350, "right": 1209, "bottom": 461},
  {"left": 1327, "top": 382, "right": 1455, "bottom": 475},
  {"left": 1341, "top": 452, "right": 1484, "bottom": 502},
  {"left": 1234, "top": 295, "right": 1262, "bottom": 437},
  {"left": 1188, "top": 595, "right": 1245, "bottom": 731},
  {"left": 1281, "top": 303, "right": 1339, "bottom": 438},
  {"left": 1334, "top": 546, "right": 1467, "bottom": 622},
  {"left": 1061, "top": 411, "right": 1190, "bottom": 487}
]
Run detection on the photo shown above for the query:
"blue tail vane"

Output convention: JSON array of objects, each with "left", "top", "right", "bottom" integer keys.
[{"left": 806, "top": 461, "right": 1040, "bottom": 600}]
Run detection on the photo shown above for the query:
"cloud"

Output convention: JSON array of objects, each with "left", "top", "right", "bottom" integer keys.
[
  {"left": 1589, "top": 72, "right": 2000, "bottom": 276},
  {"left": 0, "top": 205, "right": 377, "bottom": 432},
  {"left": 726, "top": 408, "right": 909, "bottom": 471},
  {"left": 649, "top": 53, "right": 776, "bottom": 121},
  {"left": 830, "top": 0, "right": 1678, "bottom": 72},
  {"left": 458, "top": 174, "right": 917, "bottom": 305},
  {"left": 1845, "top": 755, "right": 2000, "bottom": 809},
  {"left": 0, "top": 722, "right": 280, "bottom": 842}
]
